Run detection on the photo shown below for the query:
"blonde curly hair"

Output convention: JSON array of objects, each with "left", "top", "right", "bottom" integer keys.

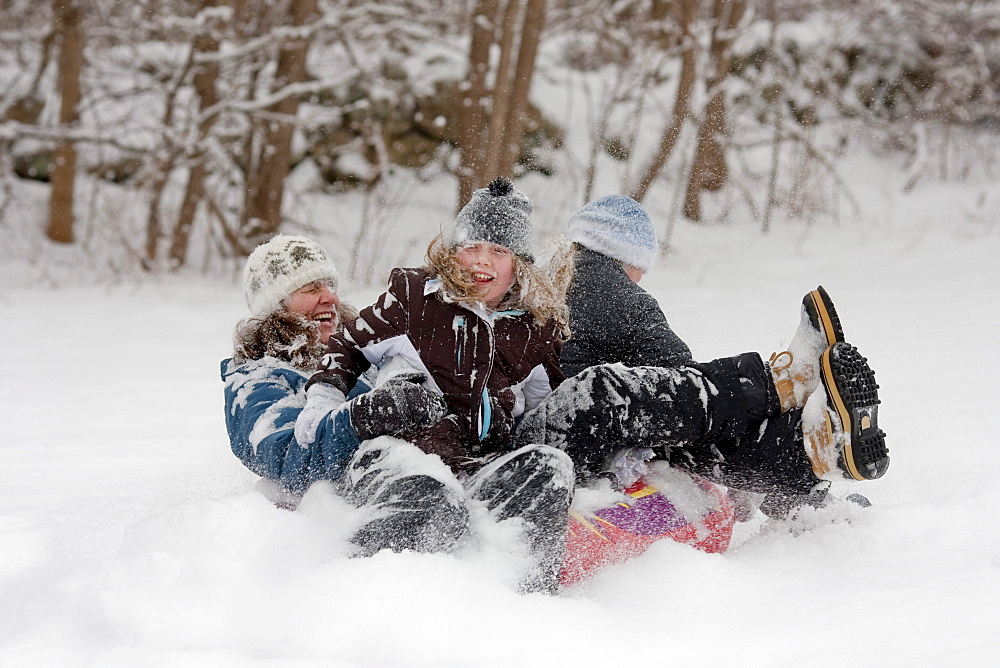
[{"left": 424, "top": 234, "right": 569, "bottom": 337}]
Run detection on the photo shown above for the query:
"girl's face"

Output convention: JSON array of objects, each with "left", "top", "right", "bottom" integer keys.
[
  {"left": 455, "top": 242, "right": 516, "bottom": 309},
  {"left": 284, "top": 279, "right": 341, "bottom": 342}
]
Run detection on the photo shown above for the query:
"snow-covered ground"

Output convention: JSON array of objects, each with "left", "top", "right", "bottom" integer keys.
[{"left": 3, "top": 168, "right": 1000, "bottom": 665}]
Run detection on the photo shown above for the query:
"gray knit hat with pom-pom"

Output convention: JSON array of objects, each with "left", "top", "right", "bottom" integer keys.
[{"left": 448, "top": 177, "right": 534, "bottom": 262}]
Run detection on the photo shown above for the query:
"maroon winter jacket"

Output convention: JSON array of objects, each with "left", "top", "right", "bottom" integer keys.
[{"left": 308, "top": 267, "right": 564, "bottom": 470}]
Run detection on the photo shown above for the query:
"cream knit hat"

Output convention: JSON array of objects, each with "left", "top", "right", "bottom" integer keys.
[{"left": 242, "top": 235, "right": 339, "bottom": 316}]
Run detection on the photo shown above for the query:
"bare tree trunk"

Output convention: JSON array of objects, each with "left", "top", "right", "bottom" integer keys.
[
  {"left": 583, "top": 91, "right": 616, "bottom": 204},
  {"left": 168, "top": 0, "right": 224, "bottom": 267},
  {"left": 169, "top": 163, "right": 209, "bottom": 265},
  {"left": 46, "top": 0, "right": 83, "bottom": 244},
  {"left": 3, "top": 27, "right": 54, "bottom": 125},
  {"left": 144, "top": 170, "right": 168, "bottom": 264},
  {"left": 349, "top": 118, "right": 391, "bottom": 283},
  {"left": 244, "top": 0, "right": 318, "bottom": 244},
  {"left": 497, "top": 0, "right": 545, "bottom": 179},
  {"left": 630, "top": 0, "right": 697, "bottom": 203},
  {"left": 482, "top": 0, "right": 523, "bottom": 183},
  {"left": 142, "top": 50, "right": 196, "bottom": 267},
  {"left": 761, "top": 0, "right": 780, "bottom": 233},
  {"left": 683, "top": 91, "right": 727, "bottom": 220},
  {"left": 457, "top": 0, "right": 501, "bottom": 208},
  {"left": 457, "top": 0, "right": 545, "bottom": 209},
  {"left": 239, "top": 65, "right": 263, "bottom": 233},
  {"left": 683, "top": 0, "right": 745, "bottom": 221},
  {"left": 762, "top": 108, "right": 782, "bottom": 234}
]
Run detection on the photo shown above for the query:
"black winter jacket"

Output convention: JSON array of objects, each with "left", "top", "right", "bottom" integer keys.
[{"left": 561, "top": 248, "right": 693, "bottom": 377}]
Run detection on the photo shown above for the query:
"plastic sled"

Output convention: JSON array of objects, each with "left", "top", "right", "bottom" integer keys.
[{"left": 560, "top": 468, "right": 735, "bottom": 586}]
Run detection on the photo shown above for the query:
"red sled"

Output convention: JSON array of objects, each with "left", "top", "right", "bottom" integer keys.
[{"left": 560, "top": 469, "right": 735, "bottom": 586}]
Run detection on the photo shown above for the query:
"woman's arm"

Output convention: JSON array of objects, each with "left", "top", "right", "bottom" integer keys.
[{"left": 223, "top": 360, "right": 369, "bottom": 493}]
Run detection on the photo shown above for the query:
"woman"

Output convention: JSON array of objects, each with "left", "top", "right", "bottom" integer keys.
[{"left": 222, "top": 234, "right": 466, "bottom": 555}]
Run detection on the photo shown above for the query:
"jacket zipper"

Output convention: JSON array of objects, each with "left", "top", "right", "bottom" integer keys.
[
  {"left": 458, "top": 307, "right": 496, "bottom": 442},
  {"left": 478, "top": 313, "right": 496, "bottom": 442},
  {"left": 454, "top": 315, "right": 466, "bottom": 369}
]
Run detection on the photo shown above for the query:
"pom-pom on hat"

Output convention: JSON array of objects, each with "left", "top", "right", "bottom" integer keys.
[
  {"left": 448, "top": 177, "right": 535, "bottom": 262},
  {"left": 568, "top": 195, "right": 658, "bottom": 272},
  {"left": 243, "top": 235, "right": 339, "bottom": 316}
]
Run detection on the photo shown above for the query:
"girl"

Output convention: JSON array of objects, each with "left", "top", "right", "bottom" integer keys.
[{"left": 296, "top": 179, "right": 575, "bottom": 594}]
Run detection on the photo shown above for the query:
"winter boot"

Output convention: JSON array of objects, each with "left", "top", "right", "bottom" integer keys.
[
  {"left": 727, "top": 488, "right": 759, "bottom": 523},
  {"left": 770, "top": 286, "right": 845, "bottom": 412},
  {"left": 802, "top": 342, "right": 889, "bottom": 481},
  {"left": 340, "top": 439, "right": 470, "bottom": 556},
  {"left": 759, "top": 482, "right": 832, "bottom": 520},
  {"left": 466, "top": 444, "right": 574, "bottom": 595}
]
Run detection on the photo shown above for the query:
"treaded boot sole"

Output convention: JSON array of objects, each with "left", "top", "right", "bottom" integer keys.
[
  {"left": 804, "top": 285, "right": 845, "bottom": 346},
  {"left": 821, "top": 343, "right": 889, "bottom": 480}
]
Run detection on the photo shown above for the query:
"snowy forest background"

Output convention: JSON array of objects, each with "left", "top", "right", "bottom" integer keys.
[
  {"left": 3, "top": 0, "right": 1000, "bottom": 281},
  {"left": 3, "top": 1, "right": 1000, "bottom": 665}
]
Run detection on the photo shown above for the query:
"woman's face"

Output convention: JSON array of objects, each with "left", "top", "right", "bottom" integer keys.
[
  {"left": 455, "top": 242, "right": 516, "bottom": 309},
  {"left": 284, "top": 279, "right": 341, "bottom": 342}
]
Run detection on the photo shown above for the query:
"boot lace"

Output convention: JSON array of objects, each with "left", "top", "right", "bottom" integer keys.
[{"left": 768, "top": 350, "right": 793, "bottom": 372}]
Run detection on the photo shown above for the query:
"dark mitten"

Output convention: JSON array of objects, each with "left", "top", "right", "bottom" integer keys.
[
  {"left": 349, "top": 373, "right": 448, "bottom": 441},
  {"left": 416, "top": 396, "right": 513, "bottom": 475}
]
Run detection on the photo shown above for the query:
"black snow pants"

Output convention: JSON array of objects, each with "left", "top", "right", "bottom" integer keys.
[
  {"left": 338, "top": 439, "right": 573, "bottom": 594},
  {"left": 514, "top": 353, "right": 820, "bottom": 498}
]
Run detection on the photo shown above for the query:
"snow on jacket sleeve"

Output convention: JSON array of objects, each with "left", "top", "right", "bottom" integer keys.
[
  {"left": 562, "top": 249, "right": 693, "bottom": 377},
  {"left": 307, "top": 268, "right": 413, "bottom": 396},
  {"left": 221, "top": 357, "right": 372, "bottom": 493}
]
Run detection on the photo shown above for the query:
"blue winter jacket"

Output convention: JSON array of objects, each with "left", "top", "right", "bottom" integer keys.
[{"left": 221, "top": 356, "right": 373, "bottom": 493}]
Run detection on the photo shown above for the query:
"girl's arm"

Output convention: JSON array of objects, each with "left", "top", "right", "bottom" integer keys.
[
  {"left": 307, "top": 268, "right": 415, "bottom": 396},
  {"left": 514, "top": 324, "right": 566, "bottom": 415}
]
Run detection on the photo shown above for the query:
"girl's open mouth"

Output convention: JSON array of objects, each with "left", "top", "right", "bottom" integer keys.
[{"left": 472, "top": 271, "right": 494, "bottom": 284}]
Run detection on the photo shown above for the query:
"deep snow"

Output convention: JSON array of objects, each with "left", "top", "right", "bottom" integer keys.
[{"left": 2, "top": 170, "right": 1000, "bottom": 665}]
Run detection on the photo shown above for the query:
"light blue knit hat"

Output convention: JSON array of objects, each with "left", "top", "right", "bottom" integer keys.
[{"left": 568, "top": 195, "right": 658, "bottom": 271}]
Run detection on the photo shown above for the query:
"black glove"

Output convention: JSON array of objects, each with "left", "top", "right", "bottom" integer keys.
[{"left": 348, "top": 372, "right": 449, "bottom": 441}]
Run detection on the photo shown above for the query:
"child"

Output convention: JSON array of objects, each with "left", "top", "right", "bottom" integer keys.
[
  {"left": 559, "top": 194, "right": 693, "bottom": 377},
  {"left": 297, "top": 178, "right": 574, "bottom": 594},
  {"left": 515, "top": 195, "right": 889, "bottom": 519}
]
